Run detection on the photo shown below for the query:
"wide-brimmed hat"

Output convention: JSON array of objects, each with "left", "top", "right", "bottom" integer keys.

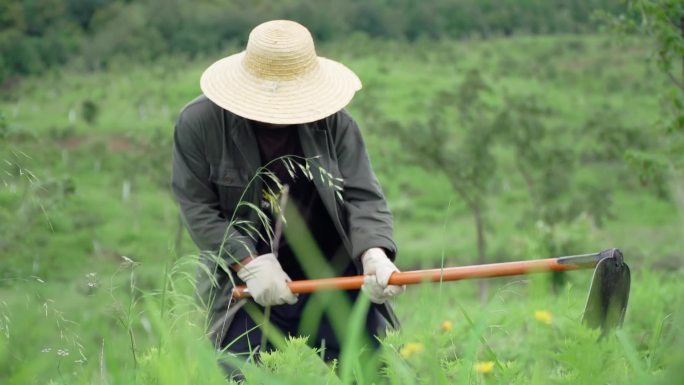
[{"left": 200, "top": 20, "right": 362, "bottom": 125}]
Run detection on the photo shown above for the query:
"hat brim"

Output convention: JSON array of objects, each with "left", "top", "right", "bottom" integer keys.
[{"left": 200, "top": 52, "right": 362, "bottom": 125}]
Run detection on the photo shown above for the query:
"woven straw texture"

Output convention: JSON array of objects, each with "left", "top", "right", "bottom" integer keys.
[{"left": 200, "top": 20, "right": 362, "bottom": 124}]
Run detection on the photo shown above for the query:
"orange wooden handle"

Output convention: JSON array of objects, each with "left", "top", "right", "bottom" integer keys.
[{"left": 231, "top": 251, "right": 608, "bottom": 299}]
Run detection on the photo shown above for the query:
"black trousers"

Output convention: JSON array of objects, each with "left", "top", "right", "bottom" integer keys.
[{"left": 220, "top": 292, "right": 387, "bottom": 365}]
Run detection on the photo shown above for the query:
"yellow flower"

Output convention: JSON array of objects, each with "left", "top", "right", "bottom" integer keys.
[
  {"left": 441, "top": 320, "right": 453, "bottom": 332},
  {"left": 399, "top": 342, "right": 424, "bottom": 359},
  {"left": 474, "top": 361, "right": 495, "bottom": 374},
  {"left": 534, "top": 310, "right": 553, "bottom": 325}
]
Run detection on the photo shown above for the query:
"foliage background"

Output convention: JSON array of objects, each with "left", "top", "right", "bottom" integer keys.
[
  {"left": 1, "top": 0, "right": 683, "bottom": 384},
  {"left": 0, "top": 0, "right": 627, "bottom": 82}
]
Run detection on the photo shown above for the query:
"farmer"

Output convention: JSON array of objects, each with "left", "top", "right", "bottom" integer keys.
[{"left": 171, "top": 20, "right": 403, "bottom": 370}]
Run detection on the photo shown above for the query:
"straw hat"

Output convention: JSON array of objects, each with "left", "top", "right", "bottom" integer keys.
[{"left": 200, "top": 20, "right": 362, "bottom": 125}]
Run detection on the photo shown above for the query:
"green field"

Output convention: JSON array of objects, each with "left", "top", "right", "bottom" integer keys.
[{"left": 1, "top": 34, "right": 683, "bottom": 384}]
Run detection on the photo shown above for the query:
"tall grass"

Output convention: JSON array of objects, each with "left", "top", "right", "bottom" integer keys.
[{"left": 1, "top": 230, "right": 682, "bottom": 384}]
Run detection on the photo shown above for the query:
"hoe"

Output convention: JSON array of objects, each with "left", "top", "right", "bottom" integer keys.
[{"left": 233, "top": 248, "right": 631, "bottom": 330}]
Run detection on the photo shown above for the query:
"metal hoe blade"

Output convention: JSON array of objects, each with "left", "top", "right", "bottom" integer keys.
[{"left": 581, "top": 248, "right": 631, "bottom": 331}]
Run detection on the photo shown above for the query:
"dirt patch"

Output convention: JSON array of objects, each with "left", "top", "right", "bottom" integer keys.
[
  {"left": 107, "top": 136, "right": 139, "bottom": 153},
  {"left": 55, "top": 134, "right": 144, "bottom": 153},
  {"left": 58, "top": 136, "right": 91, "bottom": 150}
]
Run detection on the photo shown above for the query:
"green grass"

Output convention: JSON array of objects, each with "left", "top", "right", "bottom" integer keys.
[
  {"left": 1, "top": 258, "right": 681, "bottom": 384},
  {"left": 1, "top": 34, "right": 683, "bottom": 384}
]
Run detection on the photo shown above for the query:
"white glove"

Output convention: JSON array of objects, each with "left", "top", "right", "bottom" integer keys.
[
  {"left": 360, "top": 248, "right": 405, "bottom": 304},
  {"left": 236, "top": 253, "right": 297, "bottom": 307}
]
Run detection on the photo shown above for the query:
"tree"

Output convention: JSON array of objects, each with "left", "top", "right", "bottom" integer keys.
[
  {"left": 65, "top": 0, "right": 114, "bottom": 30},
  {"left": 20, "top": 0, "right": 66, "bottom": 36},
  {"left": 379, "top": 81, "right": 627, "bottom": 297},
  {"left": 387, "top": 70, "right": 498, "bottom": 301},
  {"left": 494, "top": 95, "right": 613, "bottom": 291},
  {"left": 495, "top": 95, "right": 618, "bottom": 228},
  {"left": 0, "top": 0, "right": 24, "bottom": 31},
  {"left": 599, "top": 0, "right": 684, "bottom": 179}
]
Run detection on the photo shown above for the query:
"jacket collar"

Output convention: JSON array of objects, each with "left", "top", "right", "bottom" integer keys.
[
  {"left": 229, "top": 117, "right": 261, "bottom": 175},
  {"left": 230, "top": 117, "right": 331, "bottom": 173},
  {"left": 298, "top": 123, "right": 329, "bottom": 169}
]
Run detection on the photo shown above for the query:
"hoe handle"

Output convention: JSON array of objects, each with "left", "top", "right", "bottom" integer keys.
[{"left": 231, "top": 249, "right": 621, "bottom": 299}]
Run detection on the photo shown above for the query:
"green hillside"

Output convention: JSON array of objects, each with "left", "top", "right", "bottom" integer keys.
[{"left": 1, "top": 33, "right": 683, "bottom": 384}]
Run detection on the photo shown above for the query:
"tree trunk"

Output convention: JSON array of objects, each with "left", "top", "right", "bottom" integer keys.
[
  {"left": 472, "top": 200, "right": 489, "bottom": 303},
  {"left": 450, "top": 181, "right": 490, "bottom": 303},
  {"left": 681, "top": 15, "right": 684, "bottom": 80}
]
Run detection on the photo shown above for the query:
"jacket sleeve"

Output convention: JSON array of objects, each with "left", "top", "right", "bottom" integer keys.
[
  {"left": 171, "top": 111, "right": 256, "bottom": 265},
  {"left": 333, "top": 111, "right": 397, "bottom": 261}
]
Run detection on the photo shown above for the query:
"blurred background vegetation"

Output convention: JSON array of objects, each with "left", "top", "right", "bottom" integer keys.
[
  {"left": 1, "top": 0, "right": 683, "bottom": 384},
  {"left": 0, "top": 0, "right": 627, "bottom": 83}
]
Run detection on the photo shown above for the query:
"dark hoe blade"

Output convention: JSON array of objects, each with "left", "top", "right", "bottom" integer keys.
[{"left": 582, "top": 249, "right": 631, "bottom": 331}]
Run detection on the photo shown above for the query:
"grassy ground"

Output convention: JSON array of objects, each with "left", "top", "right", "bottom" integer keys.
[{"left": 1, "top": 34, "right": 683, "bottom": 384}]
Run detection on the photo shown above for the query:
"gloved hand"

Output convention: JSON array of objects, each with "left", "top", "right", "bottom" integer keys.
[
  {"left": 360, "top": 248, "right": 405, "bottom": 304},
  {"left": 236, "top": 253, "right": 298, "bottom": 306}
]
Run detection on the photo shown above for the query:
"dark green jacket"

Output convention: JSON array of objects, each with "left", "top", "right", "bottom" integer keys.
[{"left": 171, "top": 95, "right": 398, "bottom": 344}]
